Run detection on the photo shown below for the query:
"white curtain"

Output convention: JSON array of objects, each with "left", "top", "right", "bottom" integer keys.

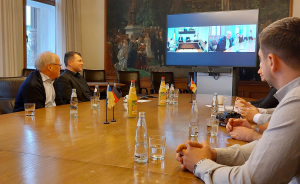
[
  {"left": 56, "top": 0, "right": 82, "bottom": 66},
  {"left": 0, "top": 0, "right": 23, "bottom": 77}
]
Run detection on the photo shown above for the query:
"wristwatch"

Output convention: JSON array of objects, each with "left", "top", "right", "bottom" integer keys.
[{"left": 193, "top": 158, "right": 207, "bottom": 175}]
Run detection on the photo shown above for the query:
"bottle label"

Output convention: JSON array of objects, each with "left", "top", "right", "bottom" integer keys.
[
  {"left": 132, "top": 100, "right": 137, "bottom": 116},
  {"left": 128, "top": 99, "right": 137, "bottom": 117},
  {"left": 158, "top": 92, "right": 167, "bottom": 105}
]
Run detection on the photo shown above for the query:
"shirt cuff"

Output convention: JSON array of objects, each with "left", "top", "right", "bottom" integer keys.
[
  {"left": 193, "top": 159, "right": 219, "bottom": 180},
  {"left": 258, "top": 108, "right": 268, "bottom": 114},
  {"left": 253, "top": 113, "right": 262, "bottom": 123}
]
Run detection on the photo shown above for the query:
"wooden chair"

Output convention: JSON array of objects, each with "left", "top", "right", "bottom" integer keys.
[
  {"left": 83, "top": 69, "right": 106, "bottom": 82},
  {"left": 22, "top": 68, "right": 35, "bottom": 77},
  {"left": 117, "top": 71, "right": 148, "bottom": 96},
  {"left": 150, "top": 72, "right": 174, "bottom": 94}
]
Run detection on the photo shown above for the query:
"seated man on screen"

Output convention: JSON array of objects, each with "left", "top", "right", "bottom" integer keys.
[
  {"left": 178, "top": 34, "right": 184, "bottom": 42},
  {"left": 14, "top": 52, "right": 63, "bottom": 112},
  {"left": 216, "top": 31, "right": 233, "bottom": 52},
  {"left": 176, "top": 17, "right": 300, "bottom": 184},
  {"left": 56, "top": 51, "right": 92, "bottom": 104}
]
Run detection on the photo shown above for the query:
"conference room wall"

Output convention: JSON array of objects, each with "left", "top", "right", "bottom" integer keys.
[
  {"left": 293, "top": 0, "right": 300, "bottom": 17},
  {"left": 81, "top": 0, "right": 105, "bottom": 70}
]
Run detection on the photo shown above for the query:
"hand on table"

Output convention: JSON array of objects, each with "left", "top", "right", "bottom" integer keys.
[
  {"left": 226, "top": 118, "right": 252, "bottom": 132},
  {"left": 229, "top": 126, "right": 260, "bottom": 142},
  {"left": 239, "top": 106, "right": 259, "bottom": 123},
  {"left": 176, "top": 140, "right": 215, "bottom": 172}
]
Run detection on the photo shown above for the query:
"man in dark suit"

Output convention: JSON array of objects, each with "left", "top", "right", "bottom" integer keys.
[
  {"left": 56, "top": 51, "right": 92, "bottom": 104},
  {"left": 178, "top": 34, "right": 184, "bottom": 42},
  {"left": 216, "top": 31, "right": 233, "bottom": 52},
  {"left": 14, "top": 52, "right": 63, "bottom": 112},
  {"left": 249, "top": 67, "right": 278, "bottom": 108}
]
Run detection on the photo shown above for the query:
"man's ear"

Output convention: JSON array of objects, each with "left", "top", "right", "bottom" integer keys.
[
  {"left": 47, "top": 64, "right": 53, "bottom": 71},
  {"left": 268, "top": 54, "right": 280, "bottom": 72},
  {"left": 68, "top": 60, "right": 72, "bottom": 67}
]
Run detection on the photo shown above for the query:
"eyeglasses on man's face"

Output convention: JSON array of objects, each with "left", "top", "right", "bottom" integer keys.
[{"left": 51, "top": 63, "right": 62, "bottom": 67}]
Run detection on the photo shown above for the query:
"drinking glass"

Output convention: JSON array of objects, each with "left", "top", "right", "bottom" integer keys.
[
  {"left": 149, "top": 135, "right": 166, "bottom": 160},
  {"left": 90, "top": 96, "right": 100, "bottom": 109},
  {"left": 210, "top": 117, "right": 219, "bottom": 136},
  {"left": 174, "top": 88, "right": 179, "bottom": 104},
  {"left": 24, "top": 103, "right": 35, "bottom": 116}
]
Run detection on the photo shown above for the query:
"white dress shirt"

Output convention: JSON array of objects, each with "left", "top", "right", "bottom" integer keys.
[{"left": 40, "top": 72, "right": 56, "bottom": 107}]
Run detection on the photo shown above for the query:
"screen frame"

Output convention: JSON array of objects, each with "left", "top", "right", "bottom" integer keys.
[{"left": 165, "top": 9, "right": 259, "bottom": 68}]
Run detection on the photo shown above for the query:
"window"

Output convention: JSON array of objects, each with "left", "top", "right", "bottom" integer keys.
[{"left": 26, "top": 0, "right": 55, "bottom": 69}]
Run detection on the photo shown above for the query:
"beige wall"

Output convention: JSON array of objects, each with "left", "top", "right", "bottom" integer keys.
[
  {"left": 293, "top": 0, "right": 300, "bottom": 17},
  {"left": 81, "top": 0, "right": 105, "bottom": 70}
]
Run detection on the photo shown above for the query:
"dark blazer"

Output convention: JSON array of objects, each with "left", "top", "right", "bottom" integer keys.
[
  {"left": 56, "top": 69, "right": 92, "bottom": 104},
  {"left": 250, "top": 86, "right": 279, "bottom": 108},
  {"left": 14, "top": 70, "right": 62, "bottom": 112},
  {"left": 216, "top": 36, "right": 233, "bottom": 52}
]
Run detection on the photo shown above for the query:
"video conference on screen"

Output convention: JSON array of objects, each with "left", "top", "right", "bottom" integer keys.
[{"left": 167, "top": 24, "right": 256, "bottom": 53}]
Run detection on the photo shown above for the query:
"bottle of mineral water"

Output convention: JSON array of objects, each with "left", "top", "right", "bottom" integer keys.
[
  {"left": 134, "top": 112, "right": 148, "bottom": 163},
  {"left": 70, "top": 88, "right": 78, "bottom": 118},
  {"left": 189, "top": 100, "right": 199, "bottom": 137},
  {"left": 212, "top": 93, "right": 219, "bottom": 117},
  {"left": 168, "top": 84, "right": 175, "bottom": 105},
  {"left": 94, "top": 85, "right": 100, "bottom": 100}
]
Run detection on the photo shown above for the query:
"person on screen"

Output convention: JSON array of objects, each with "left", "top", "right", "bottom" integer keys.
[
  {"left": 14, "top": 52, "right": 63, "bottom": 112},
  {"left": 216, "top": 31, "right": 233, "bottom": 52},
  {"left": 56, "top": 51, "right": 93, "bottom": 104},
  {"left": 234, "top": 33, "right": 240, "bottom": 45},
  {"left": 239, "top": 34, "right": 244, "bottom": 43},
  {"left": 249, "top": 30, "right": 253, "bottom": 41},
  {"left": 176, "top": 17, "right": 300, "bottom": 183},
  {"left": 178, "top": 34, "right": 184, "bottom": 42}
]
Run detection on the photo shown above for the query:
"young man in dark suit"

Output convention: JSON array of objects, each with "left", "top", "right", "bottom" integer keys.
[{"left": 56, "top": 51, "right": 92, "bottom": 104}]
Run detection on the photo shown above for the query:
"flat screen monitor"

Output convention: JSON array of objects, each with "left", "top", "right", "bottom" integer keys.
[{"left": 166, "top": 9, "right": 259, "bottom": 67}]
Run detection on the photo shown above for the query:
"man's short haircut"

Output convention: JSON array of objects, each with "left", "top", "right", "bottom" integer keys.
[
  {"left": 35, "top": 51, "right": 55, "bottom": 71},
  {"left": 64, "top": 51, "right": 81, "bottom": 67},
  {"left": 259, "top": 17, "right": 300, "bottom": 68}
]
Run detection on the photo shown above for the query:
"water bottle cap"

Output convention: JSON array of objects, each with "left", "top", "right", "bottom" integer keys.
[
  {"left": 162, "top": 77, "right": 165, "bottom": 79},
  {"left": 131, "top": 80, "right": 135, "bottom": 82}
]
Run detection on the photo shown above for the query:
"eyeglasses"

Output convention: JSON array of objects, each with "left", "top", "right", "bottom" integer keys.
[{"left": 51, "top": 63, "right": 62, "bottom": 67}]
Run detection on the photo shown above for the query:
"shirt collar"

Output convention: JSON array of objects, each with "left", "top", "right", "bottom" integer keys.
[
  {"left": 40, "top": 72, "right": 54, "bottom": 84},
  {"left": 274, "top": 76, "right": 300, "bottom": 102}
]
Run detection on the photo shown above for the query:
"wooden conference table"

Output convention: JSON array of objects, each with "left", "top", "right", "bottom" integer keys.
[{"left": 0, "top": 94, "right": 247, "bottom": 183}]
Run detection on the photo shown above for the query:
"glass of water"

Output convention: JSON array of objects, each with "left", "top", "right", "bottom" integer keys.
[
  {"left": 210, "top": 117, "right": 219, "bottom": 136},
  {"left": 149, "top": 135, "right": 166, "bottom": 160},
  {"left": 174, "top": 88, "right": 179, "bottom": 104},
  {"left": 24, "top": 103, "right": 35, "bottom": 116}
]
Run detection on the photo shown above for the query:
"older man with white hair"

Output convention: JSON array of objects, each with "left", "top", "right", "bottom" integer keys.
[{"left": 14, "top": 51, "right": 62, "bottom": 112}]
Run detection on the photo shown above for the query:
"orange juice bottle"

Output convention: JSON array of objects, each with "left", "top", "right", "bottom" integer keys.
[
  {"left": 158, "top": 77, "right": 167, "bottom": 106},
  {"left": 127, "top": 80, "right": 138, "bottom": 118}
]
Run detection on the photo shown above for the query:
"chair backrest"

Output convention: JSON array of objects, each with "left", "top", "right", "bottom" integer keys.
[
  {"left": 22, "top": 68, "right": 35, "bottom": 77},
  {"left": 0, "top": 76, "right": 27, "bottom": 114},
  {"left": 117, "top": 71, "right": 141, "bottom": 96},
  {"left": 83, "top": 69, "right": 106, "bottom": 82},
  {"left": 151, "top": 72, "right": 174, "bottom": 94}
]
